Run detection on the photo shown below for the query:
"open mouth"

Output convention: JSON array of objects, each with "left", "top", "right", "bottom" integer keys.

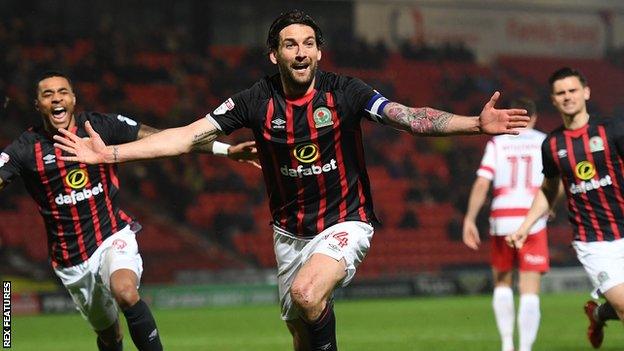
[
  {"left": 292, "top": 63, "right": 310, "bottom": 73},
  {"left": 51, "top": 107, "right": 67, "bottom": 120}
]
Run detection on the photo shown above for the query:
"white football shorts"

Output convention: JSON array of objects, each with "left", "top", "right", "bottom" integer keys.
[
  {"left": 53, "top": 225, "right": 143, "bottom": 330},
  {"left": 573, "top": 238, "right": 624, "bottom": 299},
  {"left": 274, "top": 221, "right": 374, "bottom": 320}
]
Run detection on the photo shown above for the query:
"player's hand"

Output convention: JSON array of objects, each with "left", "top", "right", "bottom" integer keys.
[
  {"left": 479, "top": 92, "right": 530, "bottom": 135},
  {"left": 53, "top": 121, "right": 108, "bottom": 164},
  {"left": 505, "top": 230, "right": 528, "bottom": 249},
  {"left": 462, "top": 219, "right": 481, "bottom": 250},
  {"left": 228, "top": 140, "right": 261, "bottom": 169}
]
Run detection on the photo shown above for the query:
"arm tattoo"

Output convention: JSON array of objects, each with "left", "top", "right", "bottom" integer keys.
[
  {"left": 385, "top": 103, "right": 453, "bottom": 135},
  {"left": 191, "top": 129, "right": 220, "bottom": 152},
  {"left": 113, "top": 146, "right": 119, "bottom": 162}
]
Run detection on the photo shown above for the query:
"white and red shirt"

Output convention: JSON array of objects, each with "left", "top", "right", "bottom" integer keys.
[{"left": 477, "top": 129, "right": 547, "bottom": 236}]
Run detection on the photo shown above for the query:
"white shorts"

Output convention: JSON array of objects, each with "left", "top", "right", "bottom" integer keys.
[
  {"left": 274, "top": 221, "right": 374, "bottom": 321},
  {"left": 573, "top": 238, "right": 624, "bottom": 298},
  {"left": 53, "top": 225, "right": 143, "bottom": 330}
]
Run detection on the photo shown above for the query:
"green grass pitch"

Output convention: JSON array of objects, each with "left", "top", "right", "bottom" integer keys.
[{"left": 11, "top": 292, "right": 624, "bottom": 350}]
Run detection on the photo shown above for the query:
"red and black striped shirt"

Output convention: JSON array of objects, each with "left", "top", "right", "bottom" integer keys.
[
  {"left": 0, "top": 112, "right": 140, "bottom": 267},
  {"left": 542, "top": 116, "right": 624, "bottom": 242},
  {"left": 208, "top": 71, "right": 389, "bottom": 238}
]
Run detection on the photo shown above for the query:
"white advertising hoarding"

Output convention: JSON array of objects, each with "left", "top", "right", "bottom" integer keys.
[{"left": 355, "top": 2, "right": 612, "bottom": 61}]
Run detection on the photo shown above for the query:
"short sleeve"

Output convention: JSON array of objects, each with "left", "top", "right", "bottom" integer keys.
[
  {"left": 0, "top": 140, "right": 25, "bottom": 184},
  {"left": 207, "top": 87, "right": 256, "bottom": 135},
  {"left": 340, "top": 78, "right": 387, "bottom": 124},
  {"left": 89, "top": 113, "right": 141, "bottom": 144},
  {"left": 476, "top": 140, "right": 495, "bottom": 180},
  {"left": 611, "top": 116, "right": 624, "bottom": 157},
  {"left": 541, "top": 137, "right": 559, "bottom": 178}
]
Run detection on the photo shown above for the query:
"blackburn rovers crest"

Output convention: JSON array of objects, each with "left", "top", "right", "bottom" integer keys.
[{"left": 313, "top": 107, "right": 333, "bottom": 128}]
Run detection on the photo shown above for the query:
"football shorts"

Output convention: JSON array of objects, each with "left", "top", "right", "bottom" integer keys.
[
  {"left": 54, "top": 225, "right": 143, "bottom": 330},
  {"left": 274, "top": 221, "right": 374, "bottom": 320}
]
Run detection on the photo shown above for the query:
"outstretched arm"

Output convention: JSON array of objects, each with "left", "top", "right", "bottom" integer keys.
[
  {"left": 462, "top": 176, "right": 491, "bottom": 250},
  {"left": 382, "top": 92, "right": 529, "bottom": 136},
  {"left": 54, "top": 118, "right": 221, "bottom": 164},
  {"left": 506, "top": 176, "right": 562, "bottom": 249},
  {"left": 136, "top": 123, "right": 259, "bottom": 167},
  {"left": 137, "top": 124, "right": 160, "bottom": 139}
]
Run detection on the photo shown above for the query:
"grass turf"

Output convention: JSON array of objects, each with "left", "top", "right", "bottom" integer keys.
[{"left": 11, "top": 292, "right": 624, "bottom": 350}]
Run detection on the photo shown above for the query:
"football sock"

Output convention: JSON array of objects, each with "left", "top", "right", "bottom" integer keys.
[
  {"left": 493, "top": 286, "right": 515, "bottom": 351},
  {"left": 596, "top": 301, "right": 619, "bottom": 322},
  {"left": 97, "top": 336, "right": 123, "bottom": 351},
  {"left": 122, "top": 299, "right": 163, "bottom": 351},
  {"left": 518, "top": 294, "right": 540, "bottom": 351},
  {"left": 304, "top": 300, "right": 337, "bottom": 351}
]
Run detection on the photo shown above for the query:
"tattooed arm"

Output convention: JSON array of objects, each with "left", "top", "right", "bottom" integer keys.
[
  {"left": 53, "top": 118, "right": 222, "bottom": 164},
  {"left": 382, "top": 92, "right": 530, "bottom": 136},
  {"left": 383, "top": 102, "right": 464, "bottom": 135}
]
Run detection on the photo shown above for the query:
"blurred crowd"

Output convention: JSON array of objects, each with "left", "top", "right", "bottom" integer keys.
[{"left": 4, "top": 10, "right": 624, "bottom": 272}]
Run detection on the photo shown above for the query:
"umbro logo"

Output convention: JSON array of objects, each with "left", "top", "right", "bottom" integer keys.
[
  {"left": 272, "top": 118, "right": 286, "bottom": 130},
  {"left": 43, "top": 154, "right": 56, "bottom": 164},
  {"left": 557, "top": 149, "right": 567, "bottom": 158}
]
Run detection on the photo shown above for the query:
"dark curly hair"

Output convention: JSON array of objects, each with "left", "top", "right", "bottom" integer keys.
[{"left": 266, "top": 10, "right": 324, "bottom": 52}]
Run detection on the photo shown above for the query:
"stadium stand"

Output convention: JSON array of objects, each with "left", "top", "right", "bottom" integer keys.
[{"left": 2, "top": 12, "right": 619, "bottom": 284}]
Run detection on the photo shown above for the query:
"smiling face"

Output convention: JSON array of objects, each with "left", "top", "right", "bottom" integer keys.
[
  {"left": 269, "top": 23, "right": 322, "bottom": 97},
  {"left": 35, "top": 76, "right": 77, "bottom": 133}
]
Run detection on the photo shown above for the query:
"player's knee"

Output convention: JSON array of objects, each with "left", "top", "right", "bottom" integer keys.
[
  {"left": 290, "top": 282, "right": 319, "bottom": 312},
  {"left": 111, "top": 283, "right": 140, "bottom": 310}
]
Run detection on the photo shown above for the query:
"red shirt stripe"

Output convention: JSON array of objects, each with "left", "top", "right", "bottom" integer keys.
[
  {"left": 491, "top": 208, "right": 530, "bottom": 217},
  {"left": 263, "top": 98, "right": 288, "bottom": 228},
  {"left": 551, "top": 136, "right": 586, "bottom": 240},
  {"left": 597, "top": 126, "right": 624, "bottom": 239},
  {"left": 581, "top": 132, "right": 618, "bottom": 239},
  {"left": 35, "top": 142, "right": 71, "bottom": 266},
  {"left": 326, "top": 92, "right": 349, "bottom": 221},
  {"left": 79, "top": 163, "right": 103, "bottom": 245},
  {"left": 565, "top": 134, "right": 601, "bottom": 241},
  {"left": 285, "top": 101, "right": 306, "bottom": 234},
  {"left": 353, "top": 127, "right": 368, "bottom": 221},
  {"left": 55, "top": 148, "right": 89, "bottom": 261},
  {"left": 99, "top": 164, "right": 118, "bottom": 233},
  {"left": 305, "top": 102, "right": 326, "bottom": 232}
]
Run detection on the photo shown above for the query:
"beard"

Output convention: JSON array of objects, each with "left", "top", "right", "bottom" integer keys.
[{"left": 277, "top": 59, "right": 318, "bottom": 96}]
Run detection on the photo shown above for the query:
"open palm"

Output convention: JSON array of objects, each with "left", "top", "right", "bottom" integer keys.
[
  {"left": 479, "top": 92, "right": 530, "bottom": 135},
  {"left": 53, "top": 121, "right": 109, "bottom": 164}
]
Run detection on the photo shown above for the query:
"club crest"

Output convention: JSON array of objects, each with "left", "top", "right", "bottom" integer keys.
[{"left": 313, "top": 107, "right": 333, "bottom": 128}]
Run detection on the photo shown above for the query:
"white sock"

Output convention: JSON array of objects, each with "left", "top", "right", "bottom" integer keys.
[
  {"left": 518, "top": 294, "right": 540, "bottom": 351},
  {"left": 493, "top": 286, "right": 515, "bottom": 351}
]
